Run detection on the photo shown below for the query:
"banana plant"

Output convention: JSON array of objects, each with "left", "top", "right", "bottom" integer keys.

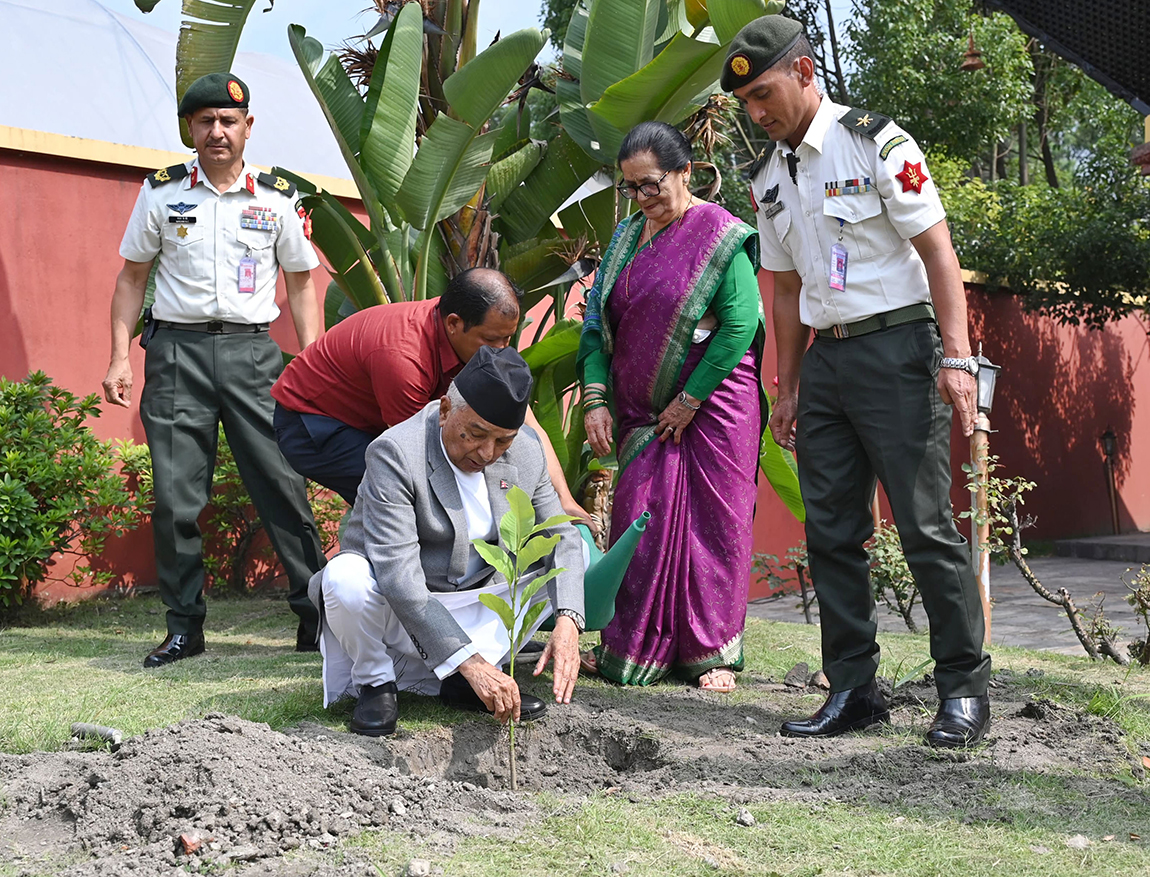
[{"left": 162, "top": 0, "right": 801, "bottom": 517}]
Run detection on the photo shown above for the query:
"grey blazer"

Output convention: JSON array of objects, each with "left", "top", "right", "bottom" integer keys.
[{"left": 318, "top": 402, "right": 585, "bottom": 668}]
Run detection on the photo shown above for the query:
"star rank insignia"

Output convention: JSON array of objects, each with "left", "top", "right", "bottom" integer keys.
[
  {"left": 177, "top": 226, "right": 189, "bottom": 238},
  {"left": 895, "top": 159, "right": 929, "bottom": 194},
  {"left": 855, "top": 113, "right": 873, "bottom": 128}
]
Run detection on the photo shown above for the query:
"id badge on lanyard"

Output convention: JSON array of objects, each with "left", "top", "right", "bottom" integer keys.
[
  {"left": 238, "top": 248, "right": 257, "bottom": 294},
  {"left": 829, "top": 220, "right": 848, "bottom": 291}
]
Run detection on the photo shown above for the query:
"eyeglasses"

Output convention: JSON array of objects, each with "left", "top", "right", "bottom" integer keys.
[{"left": 616, "top": 169, "right": 671, "bottom": 200}]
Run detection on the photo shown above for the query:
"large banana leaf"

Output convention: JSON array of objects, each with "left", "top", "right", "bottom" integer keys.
[
  {"left": 558, "top": 184, "right": 618, "bottom": 249},
  {"left": 521, "top": 318, "right": 582, "bottom": 372},
  {"left": 287, "top": 25, "right": 393, "bottom": 249},
  {"left": 172, "top": 0, "right": 259, "bottom": 147},
  {"left": 557, "top": 2, "right": 615, "bottom": 165},
  {"left": 395, "top": 115, "right": 495, "bottom": 233},
  {"left": 445, "top": 28, "right": 549, "bottom": 128},
  {"left": 589, "top": 32, "right": 725, "bottom": 132},
  {"left": 359, "top": 3, "right": 424, "bottom": 217},
  {"left": 490, "top": 106, "right": 534, "bottom": 159},
  {"left": 708, "top": 0, "right": 783, "bottom": 44},
  {"left": 530, "top": 364, "right": 569, "bottom": 472},
  {"left": 303, "top": 194, "right": 392, "bottom": 309},
  {"left": 579, "top": 0, "right": 662, "bottom": 106},
  {"left": 324, "top": 280, "right": 350, "bottom": 331},
  {"left": 759, "top": 430, "right": 805, "bottom": 522},
  {"left": 498, "top": 132, "right": 602, "bottom": 246},
  {"left": 581, "top": 0, "right": 664, "bottom": 163},
  {"left": 487, "top": 140, "right": 547, "bottom": 213},
  {"left": 501, "top": 239, "right": 571, "bottom": 303}
]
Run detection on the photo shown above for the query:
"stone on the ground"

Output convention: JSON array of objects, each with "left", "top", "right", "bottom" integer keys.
[
  {"left": 783, "top": 662, "right": 810, "bottom": 688},
  {"left": 735, "top": 808, "right": 756, "bottom": 827},
  {"left": 403, "top": 859, "right": 432, "bottom": 877},
  {"left": 809, "top": 670, "right": 830, "bottom": 690}
]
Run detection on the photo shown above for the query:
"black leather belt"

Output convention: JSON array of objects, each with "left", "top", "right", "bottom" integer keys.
[
  {"left": 814, "top": 303, "right": 935, "bottom": 340},
  {"left": 157, "top": 320, "right": 269, "bottom": 334}
]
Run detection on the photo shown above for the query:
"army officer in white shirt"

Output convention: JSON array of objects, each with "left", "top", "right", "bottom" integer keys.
[
  {"left": 723, "top": 15, "right": 991, "bottom": 748},
  {"left": 102, "top": 73, "right": 326, "bottom": 667}
]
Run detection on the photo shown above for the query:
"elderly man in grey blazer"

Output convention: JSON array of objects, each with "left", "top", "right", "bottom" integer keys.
[{"left": 311, "top": 346, "right": 585, "bottom": 736}]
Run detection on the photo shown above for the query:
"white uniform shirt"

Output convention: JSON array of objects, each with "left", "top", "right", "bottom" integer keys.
[
  {"left": 753, "top": 95, "right": 947, "bottom": 331},
  {"left": 434, "top": 432, "right": 499, "bottom": 675},
  {"left": 119, "top": 160, "right": 320, "bottom": 324}
]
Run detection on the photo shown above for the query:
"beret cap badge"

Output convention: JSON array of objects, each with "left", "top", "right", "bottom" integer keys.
[
  {"left": 227, "top": 80, "right": 245, "bottom": 103},
  {"left": 729, "top": 54, "right": 752, "bottom": 77}
]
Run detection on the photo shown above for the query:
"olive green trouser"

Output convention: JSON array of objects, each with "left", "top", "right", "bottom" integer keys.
[
  {"left": 140, "top": 327, "right": 325, "bottom": 636},
  {"left": 796, "top": 321, "right": 990, "bottom": 699}
]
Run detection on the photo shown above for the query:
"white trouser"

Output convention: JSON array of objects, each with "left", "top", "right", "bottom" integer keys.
[{"left": 319, "top": 553, "right": 556, "bottom": 707}]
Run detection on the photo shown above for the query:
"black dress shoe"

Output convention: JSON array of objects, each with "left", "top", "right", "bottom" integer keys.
[
  {"left": 926, "top": 694, "right": 990, "bottom": 748},
  {"left": 780, "top": 679, "right": 890, "bottom": 738},
  {"left": 143, "top": 631, "right": 205, "bottom": 668},
  {"left": 350, "top": 682, "right": 399, "bottom": 737},
  {"left": 439, "top": 672, "right": 548, "bottom": 721},
  {"left": 295, "top": 620, "right": 320, "bottom": 653}
]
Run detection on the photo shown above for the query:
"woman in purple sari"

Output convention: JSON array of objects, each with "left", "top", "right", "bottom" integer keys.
[{"left": 577, "top": 122, "right": 765, "bottom": 691}]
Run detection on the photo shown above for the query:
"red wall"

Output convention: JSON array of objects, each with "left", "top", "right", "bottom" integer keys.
[
  {"left": 0, "top": 148, "right": 334, "bottom": 602},
  {"left": 746, "top": 272, "right": 1150, "bottom": 598},
  {"left": 4, "top": 147, "right": 1147, "bottom": 603}
]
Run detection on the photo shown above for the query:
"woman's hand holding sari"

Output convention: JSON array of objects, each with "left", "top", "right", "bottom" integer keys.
[{"left": 656, "top": 393, "right": 700, "bottom": 445}]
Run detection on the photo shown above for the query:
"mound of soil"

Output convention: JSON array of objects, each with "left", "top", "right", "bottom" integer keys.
[{"left": 1, "top": 675, "right": 1145, "bottom": 876}]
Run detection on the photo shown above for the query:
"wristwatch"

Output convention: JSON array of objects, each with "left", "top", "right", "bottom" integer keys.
[
  {"left": 556, "top": 609, "right": 586, "bottom": 634},
  {"left": 939, "top": 356, "right": 979, "bottom": 376}
]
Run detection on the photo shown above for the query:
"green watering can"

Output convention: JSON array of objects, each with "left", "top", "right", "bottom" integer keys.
[{"left": 539, "top": 511, "right": 651, "bottom": 632}]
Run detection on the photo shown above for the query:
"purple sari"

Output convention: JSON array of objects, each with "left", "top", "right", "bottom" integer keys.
[{"left": 588, "top": 204, "right": 762, "bottom": 684}]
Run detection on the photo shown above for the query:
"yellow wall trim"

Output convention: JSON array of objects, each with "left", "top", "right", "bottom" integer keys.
[{"left": 0, "top": 125, "right": 360, "bottom": 200}]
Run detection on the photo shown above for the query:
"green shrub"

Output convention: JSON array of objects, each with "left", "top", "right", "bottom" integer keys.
[{"left": 0, "top": 372, "right": 151, "bottom": 614}]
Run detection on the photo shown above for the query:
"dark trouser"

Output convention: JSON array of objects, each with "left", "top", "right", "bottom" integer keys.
[
  {"left": 140, "top": 328, "right": 325, "bottom": 636},
  {"left": 272, "top": 404, "right": 377, "bottom": 505},
  {"left": 797, "top": 321, "right": 990, "bottom": 699}
]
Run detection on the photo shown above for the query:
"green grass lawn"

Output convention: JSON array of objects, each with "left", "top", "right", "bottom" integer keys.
[{"left": 2, "top": 593, "right": 1149, "bottom": 877}]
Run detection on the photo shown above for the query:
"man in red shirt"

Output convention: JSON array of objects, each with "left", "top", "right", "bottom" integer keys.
[{"left": 272, "top": 268, "right": 592, "bottom": 525}]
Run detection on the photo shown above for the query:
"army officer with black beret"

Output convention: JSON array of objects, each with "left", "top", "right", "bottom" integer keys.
[
  {"left": 103, "top": 73, "right": 326, "bottom": 666},
  {"left": 722, "top": 16, "right": 991, "bottom": 748}
]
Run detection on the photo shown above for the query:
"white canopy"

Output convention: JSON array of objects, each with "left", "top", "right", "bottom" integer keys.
[{"left": 0, "top": 0, "right": 352, "bottom": 181}]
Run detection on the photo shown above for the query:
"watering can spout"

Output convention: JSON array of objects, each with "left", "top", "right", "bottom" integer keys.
[
  {"left": 538, "top": 511, "right": 651, "bottom": 633},
  {"left": 578, "top": 511, "right": 650, "bottom": 631}
]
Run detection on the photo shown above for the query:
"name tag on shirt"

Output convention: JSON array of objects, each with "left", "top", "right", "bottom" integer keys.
[
  {"left": 829, "top": 242, "right": 848, "bottom": 291},
  {"left": 763, "top": 201, "right": 784, "bottom": 220},
  {"left": 238, "top": 256, "right": 257, "bottom": 294}
]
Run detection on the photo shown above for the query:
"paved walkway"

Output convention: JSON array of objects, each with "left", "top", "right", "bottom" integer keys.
[{"left": 747, "top": 555, "right": 1148, "bottom": 656}]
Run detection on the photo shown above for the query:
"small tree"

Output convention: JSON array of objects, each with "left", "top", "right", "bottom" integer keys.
[
  {"left": 470, "top": 485, "right": 577, "bottom": 791},
  {"left": 867, "top": 522, "right": 920, "bottom": 633}
]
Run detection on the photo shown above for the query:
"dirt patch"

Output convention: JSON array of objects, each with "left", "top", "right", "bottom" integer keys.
[{"left": 1, "top": 674, "right": 1146, "bottom": 876}]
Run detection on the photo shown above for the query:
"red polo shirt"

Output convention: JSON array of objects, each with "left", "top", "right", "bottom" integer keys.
[{"left": 271, "top": 299, "right": 463, "bottom": 434}]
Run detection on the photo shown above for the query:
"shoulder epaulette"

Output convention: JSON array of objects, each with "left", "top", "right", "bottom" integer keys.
[
  {"left": 837, "top": 108, "right": 893, "bottom": 141},
  {"left": 746, "top": 141, "right": 777, "bottom": 179},
  {"left": 257, "top": 172, "right": 296, "bottom": 197},
  {"left": 146, "top": 163, "right": 190, "bottom": 187}
]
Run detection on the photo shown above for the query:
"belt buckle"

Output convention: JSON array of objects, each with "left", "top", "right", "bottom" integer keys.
[
  {"left": 833, "top": 323, "right": 848, "bottom": 339},
  {"left": 206, "top": 320, "right": 225, "bottom": 334}
]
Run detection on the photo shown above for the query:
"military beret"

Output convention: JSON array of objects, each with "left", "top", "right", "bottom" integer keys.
[
  {"left": 177, "top": 72, "right": 250, "bottom": 117},
  {"left": 720, "top": 15, "right": 805, "bottom": 92}
]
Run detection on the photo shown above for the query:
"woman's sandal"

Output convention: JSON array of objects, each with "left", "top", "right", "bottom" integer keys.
[
  {"left": 579, "top": 649, "right": 600, "bottom": 675},
  {"left": 697, "top": 667, "right": 737, "bottom": 693}
]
